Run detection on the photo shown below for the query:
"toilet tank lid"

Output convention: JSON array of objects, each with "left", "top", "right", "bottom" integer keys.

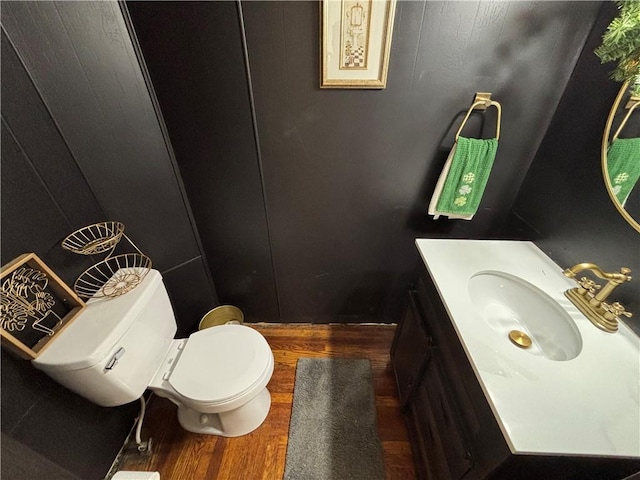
[{"left": 32, "top": 270, "right": 163, "bottom": 371}]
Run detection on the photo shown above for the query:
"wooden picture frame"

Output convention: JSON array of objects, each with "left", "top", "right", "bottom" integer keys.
[
  {"left": 321, "top": 0, "right": 397, "bottom": 89},
  {"left": 1, "top": 253, "right": 86, "bottom": 359}
]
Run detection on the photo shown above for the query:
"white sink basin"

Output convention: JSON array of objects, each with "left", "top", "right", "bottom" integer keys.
[
  {"left": 416, "top": 239, "right": 640, "bottom": 458},
  {"left": 468, "top": 271, "right": 582, "bottom": 361}
]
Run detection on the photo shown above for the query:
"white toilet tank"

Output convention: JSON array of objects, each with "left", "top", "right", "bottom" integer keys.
[{"left": 32, "top": 270, "right": 177, "bottom": 407}]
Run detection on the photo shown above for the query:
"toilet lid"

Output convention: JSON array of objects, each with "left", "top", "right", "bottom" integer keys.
[{"left": 168, "top": 325, "right": 272, "bottom": 404}]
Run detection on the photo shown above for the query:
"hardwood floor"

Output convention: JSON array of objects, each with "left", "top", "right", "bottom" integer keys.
[{"left": 116, "top": 324, "right": 416, "bottom": 479}]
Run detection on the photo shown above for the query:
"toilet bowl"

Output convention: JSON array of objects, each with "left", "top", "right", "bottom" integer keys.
[
  {"left": 148, "top": 325, "right": 274, "bottom": 436},
  {"left": 31, "top": 270, "right": 274, "bottom": 437}
]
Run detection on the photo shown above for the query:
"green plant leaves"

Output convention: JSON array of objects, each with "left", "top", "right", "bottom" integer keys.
[{"left": 595, "top": 0, "right": 640, "bottom": 94}]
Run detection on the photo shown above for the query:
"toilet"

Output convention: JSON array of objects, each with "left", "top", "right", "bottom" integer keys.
[{"left": 32, "top": 270, "right": 274, "bottom": 437}]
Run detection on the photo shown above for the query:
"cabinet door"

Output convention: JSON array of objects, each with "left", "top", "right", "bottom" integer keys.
[
  {"left": 426, "top": 355, "right": 472, "bottom": 479},
  {"left": 410, "top": 353, "right": 472, "bottom": 480},
  {"left": 416, "top": 275, "right": 481, "bottom": 437},
  {"left": 411, "top": 373, "right": 448, "bottom": 480},
  {"left": 391, "top": 291, "right": 432, "bottom": 407}
]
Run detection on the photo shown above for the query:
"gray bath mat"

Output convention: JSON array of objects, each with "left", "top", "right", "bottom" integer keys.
[{"left": 284, "top": 358, "right": 385, "bottom": 480}]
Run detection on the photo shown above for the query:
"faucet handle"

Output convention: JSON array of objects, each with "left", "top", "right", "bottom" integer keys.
[
  {"left": 577, "top": 277, "right": 601, "bottom": 296},
  {"left": 603, "top": 302, "right": 633, "bottom": 321},
  {"left": 610, "top": 302, "right": 632, "bottom": 318},
  {"left": 620, "top": 267, "right": 632, "bottom": 281}
]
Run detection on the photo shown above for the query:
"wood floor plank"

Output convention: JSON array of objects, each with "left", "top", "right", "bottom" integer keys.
[{"left": 116, "top": 324, "right": 416, "bottom": 479}]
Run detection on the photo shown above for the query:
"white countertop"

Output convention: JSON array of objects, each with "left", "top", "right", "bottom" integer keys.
[{"left": 416, "top": 239, "right": 640, "bottom": 458}]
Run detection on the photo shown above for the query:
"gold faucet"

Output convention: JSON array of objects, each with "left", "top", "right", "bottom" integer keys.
[{"left": 562, "top": 263, "right": 632, "bottom": 333}]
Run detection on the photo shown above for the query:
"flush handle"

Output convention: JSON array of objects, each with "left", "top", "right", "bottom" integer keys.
[{"left": 105, "top": 347, "right": 125, "bottom": 371}]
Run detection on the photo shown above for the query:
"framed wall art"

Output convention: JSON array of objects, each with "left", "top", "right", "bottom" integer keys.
[
  {"left": 321, "top": 0, "right": 397, "bottom": 89},
  {"left": 1, "top": 253, "right": 86, "bottom": 359}
]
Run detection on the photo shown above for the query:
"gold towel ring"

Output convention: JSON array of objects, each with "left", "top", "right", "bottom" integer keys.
[
  {"left": 612, "top": 99, "right": 640, "bottom": 142},
  {"left": 455, "top": 99, "right": 502, "bottom": 141}
]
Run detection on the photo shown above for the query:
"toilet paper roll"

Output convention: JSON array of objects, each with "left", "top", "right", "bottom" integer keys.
[{"left": 111, "top": 472, "right": 160, "bottom": 480}]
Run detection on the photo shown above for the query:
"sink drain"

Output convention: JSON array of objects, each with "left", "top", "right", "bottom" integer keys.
[{"left": 508, "top": 330, "right": 532, "bottom": 348}]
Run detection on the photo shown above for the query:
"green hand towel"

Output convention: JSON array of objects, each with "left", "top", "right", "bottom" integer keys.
[
  {"left": 607, "top": 138, "right": 640, "bottom": 206},
  {"left": 435, "top": 136, "right": 499, "bottom": 216}
]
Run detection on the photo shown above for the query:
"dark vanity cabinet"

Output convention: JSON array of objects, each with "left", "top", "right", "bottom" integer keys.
[
  {"left": 391, "top": 268, "right": 640, "bottom": 480},
  {"left": 391, "top": 272, "right": 510, "bottom": 480}
]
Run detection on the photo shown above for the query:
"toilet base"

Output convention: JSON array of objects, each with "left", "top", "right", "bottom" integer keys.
[{"left": 176, "top": 387, "right": 271, "bottom": 437}]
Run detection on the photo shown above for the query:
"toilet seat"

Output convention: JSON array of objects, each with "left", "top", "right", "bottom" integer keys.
[{"left": 168, "top": 325, "right": 272, "bottom": 406}]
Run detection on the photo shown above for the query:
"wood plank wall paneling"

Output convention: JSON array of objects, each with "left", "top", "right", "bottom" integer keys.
[
  {"left": 0, "top": 31, "right": 105, "bottom": 231},
  {"left": 116, "top": 324, "right": 416, "bottom": 480},
  {"left": 0, "top": 28, "right": 105, "bottom": 283},
  {"left": 2, "top": 20, "right": 138, "bottom": 479},
  {"left": 509, "top": 1, "right": 640, "bottom": 332},
  {"left": 243, "top": 1, "right": 602, "bottom": 323},
  {"left": 1, "top": 1, "right": 217, "bottom": 477},
  {"left": 2, "top": 1, "right": 219, "bottom": 329},
  {"left": 125, "top": 1, "right": 279, "bottom": 323},
  {"left": 127, "top": 1, "right": 603, "bottom": 324},
  {"left": 1, "top": 1, "right": 200, "bottom": 272}
]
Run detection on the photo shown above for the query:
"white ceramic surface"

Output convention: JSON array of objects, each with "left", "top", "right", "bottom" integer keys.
[
  {"left": 32, "top": 270, "right": 177, "bottom": 406},
  {"left": 416, "top": 239, "right": 640, "bottom": 458},
  {"left": 468, "top": 271, "right": 582, "bottom": 361},
  {"left": 169, "top": 325, "right": 272, "bottom": 403}
]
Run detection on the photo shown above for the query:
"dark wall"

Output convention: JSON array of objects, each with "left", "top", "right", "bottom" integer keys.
[
  {"left": 126, "top": 1, "right": 278, "bottom": 323},
  {"left": 509, "top": 1, "right": 640, "bottom": 333},
  {"left": 0, "top": 1, "right": 630, "bottom": 477},
  {"left": 1, "top": 2, "right": 217, "bottom": 477},
  {"left": 128, "top": 1, "right": 602, "bottom": 323}
]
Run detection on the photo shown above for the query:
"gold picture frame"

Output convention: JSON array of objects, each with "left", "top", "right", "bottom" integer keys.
[
  {"left": 321, "top": 0, "right": 397, "bottom": 89},
  {"left": 1, "top": 253, "right": 86, "bottom": 359}
]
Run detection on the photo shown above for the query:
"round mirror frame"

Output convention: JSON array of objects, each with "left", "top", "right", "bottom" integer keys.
[{"left": 602, "top": 80, "right": 640, "bottom": 233}]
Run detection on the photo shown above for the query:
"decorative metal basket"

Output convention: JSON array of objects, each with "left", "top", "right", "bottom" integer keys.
[
  {"left": 61, "top": 222, "right": 125, "bottom": 256},
  {"left": 62, "top": 221, "right": 152, "bottom": 299},
  {"left": 73, "top": 253, "right": 152, "bottom": 299}
]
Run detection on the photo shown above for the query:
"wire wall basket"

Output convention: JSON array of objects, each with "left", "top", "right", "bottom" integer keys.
[
  {"left": 62, "top": 222, "right": 152, "bottom": 299},
  {"left": 61, "top": 221, "right": 125, "bottom": 256},
  {"left": 74, "top": 253, "right": 152, "bottom": 299}
]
